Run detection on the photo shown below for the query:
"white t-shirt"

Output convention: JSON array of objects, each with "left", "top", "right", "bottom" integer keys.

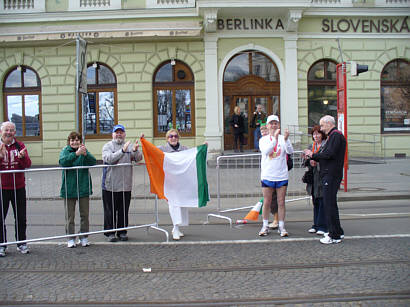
[{"left": 259, "top": 134, "right": 294, "bottom": 182}]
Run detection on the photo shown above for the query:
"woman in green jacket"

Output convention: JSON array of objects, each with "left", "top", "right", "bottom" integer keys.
[{"left": 59, "top": 132, "right": 97, "bottom": 248}]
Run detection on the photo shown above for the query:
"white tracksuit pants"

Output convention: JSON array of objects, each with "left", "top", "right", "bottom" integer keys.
[{"left": 168, "top": 204, "right": 189, "bottom": 226}]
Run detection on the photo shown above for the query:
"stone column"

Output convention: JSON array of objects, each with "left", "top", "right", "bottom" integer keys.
[
  {"left": 204, "top": 34, "right": 222, "bottom": 156},
  {"left": 283, "top": 35, "right": 299, "bottom": 130}
]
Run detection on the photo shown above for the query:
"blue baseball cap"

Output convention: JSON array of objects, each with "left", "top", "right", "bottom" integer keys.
[{"left": 112, "top": 124, "right": 125, "bottom": 132}]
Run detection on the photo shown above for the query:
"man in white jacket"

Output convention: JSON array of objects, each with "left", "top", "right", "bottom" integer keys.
[
  {"left": 102, "top": 124, "right": 142, "bottom": 242},
  {"left": 258, "top": 115, "right": 293, "bottom": 237}
]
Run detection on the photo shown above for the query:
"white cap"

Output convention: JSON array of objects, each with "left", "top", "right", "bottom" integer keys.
[{"left": 266, "top": 115, "right": 279, "bottom": 123}]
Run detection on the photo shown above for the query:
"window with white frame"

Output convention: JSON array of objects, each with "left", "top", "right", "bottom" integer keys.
[
  {"left": 83, "top": 62, "right": 117, "bottom": 138},
  {"left": 381, "top": 59, "right": 410, "bottom": 133},
  {"left": 3, "top": 65, "right": 42, "bottom": 140}
]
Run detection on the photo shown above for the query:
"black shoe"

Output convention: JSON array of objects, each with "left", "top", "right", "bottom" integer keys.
[
  {"left": 107, "top": 234, "right": 117, "bottom": 242},
  {"left": 118, "top": 234, "right": 128, "bottom": 241}
]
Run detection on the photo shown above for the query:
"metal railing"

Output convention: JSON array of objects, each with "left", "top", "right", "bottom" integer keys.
[
  {"left": 207, "top": 151, "right": 311, "bottom": 226},
  {"left": 0, "top": 163, "right": 169, "bottom": 248},
  {"left": 0, "top": 0, "right": 45, "bottom": 13},
  {"left": 146, "top": 0, "right": 195, "bottom": 9}
]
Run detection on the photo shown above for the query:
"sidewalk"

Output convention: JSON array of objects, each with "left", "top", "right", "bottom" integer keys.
[
  {"left": 2, "top": 156, "right": 408, "bottom": 245},
  {"left": 338, "top": 158, "right": 410, "bottom": 201}
]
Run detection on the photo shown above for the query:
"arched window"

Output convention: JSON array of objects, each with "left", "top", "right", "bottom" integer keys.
[
  {"left": 307, "top": 59, "right": 338, "bottom": 129},
  {"left": 84, "top": 62, "right": 117, "bottom": 137},
  {"left": 153, "top": 60, "right": 195, "bottom": 137},
  {"left": 2, "top": 65, "right": 42, "bottom": 140},
  {"left": 381, "top": 59, "right": 410, "bottom": 133},
  {"left": 224, "top": 51, "right": 279, "bottom": 82}
]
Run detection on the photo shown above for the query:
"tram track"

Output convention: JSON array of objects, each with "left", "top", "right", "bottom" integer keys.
[
  {"left": 2, "top": 258, "right": 408, "bottom": 274},
  {"left": 1, "top": 292, "right": 409, "bottom": 306}
]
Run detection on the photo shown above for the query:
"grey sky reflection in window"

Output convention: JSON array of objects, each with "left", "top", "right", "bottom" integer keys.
[{"left": 155, "top": 63, "right": 172, "bottom": 82}]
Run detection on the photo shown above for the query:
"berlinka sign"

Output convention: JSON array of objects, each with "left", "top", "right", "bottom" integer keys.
[{"left": 217, "top": 18, "right": 285, "bottom": 31}]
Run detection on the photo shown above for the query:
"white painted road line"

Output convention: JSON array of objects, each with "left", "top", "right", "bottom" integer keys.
[{"left": 28, "top": 234, "right": 410, "bottom": 246}]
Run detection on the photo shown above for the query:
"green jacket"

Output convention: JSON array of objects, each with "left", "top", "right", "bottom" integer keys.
[{"left": 59, "top": 146, "right": 97, "bottom": 199}]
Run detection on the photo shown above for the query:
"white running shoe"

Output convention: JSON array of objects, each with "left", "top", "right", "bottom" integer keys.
[
  {"left": 258, "top": 226, "right": 269, "bottom": 236},
  {"left": 172, "top": 231, "right": 180, "bottom": 240},
  {"left": 308, "top": 228, "right": 316, "bottom": 233},
  {"left": 79, "top": 238, "right": 90, "bottom": 247},
  {"left": 17, "top": 244, "right": 29, "bottom": 254},
  {"left": 323, "top": 232, "right": 344, "bottom": 239},
  {"left": 320, "top": 236, "right": 341, "bottom": 244},
  {"left": 67, "top": 239, "right": 76, "bottom": 248},
  {"left": 279, "top": 229, "right": 289, "bottom": 237}
]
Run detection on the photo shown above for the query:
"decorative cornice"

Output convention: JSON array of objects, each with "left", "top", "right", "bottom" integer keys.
[
  {"left": 287, "top": 10, "right": 303, "bottom": 32},
  {"left": 203, "top": 8, "right": 219, "bottom": 33}
]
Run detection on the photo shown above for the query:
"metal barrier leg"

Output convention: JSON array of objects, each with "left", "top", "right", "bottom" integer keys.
[
  {"left": 149, "top": 225, "right": 169, "bottom": 242},
  {"left": 206, "top": 213, "right": 232, "bottom": 227}
]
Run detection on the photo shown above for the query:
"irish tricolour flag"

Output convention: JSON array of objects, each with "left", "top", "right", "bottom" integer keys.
[{"left": 141, "top": 138, "right": 210, "bottom": 208}]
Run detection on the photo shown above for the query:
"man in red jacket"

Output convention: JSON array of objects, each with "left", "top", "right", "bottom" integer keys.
[{"left": 0, "top": 121, "right": 32, "bottom": 257}]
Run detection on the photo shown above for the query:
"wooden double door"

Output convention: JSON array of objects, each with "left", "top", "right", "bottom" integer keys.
[{"left": 224, "top": 95, "right": 279, "bottom": 150}]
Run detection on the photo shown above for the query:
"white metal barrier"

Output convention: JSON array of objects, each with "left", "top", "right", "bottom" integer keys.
[
  {"left": 207, "top": 151, "right": 311, "bottom": 226},
  {"left": 0, "top": 163, "right": 169, "bottom": 247}
]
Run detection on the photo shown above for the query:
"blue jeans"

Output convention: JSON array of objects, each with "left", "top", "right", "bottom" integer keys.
[
  {"left": 254, "top": 126, "right": 261, "bottom": 150},
  {"left": 312, "top": 196, "right": 327, "bottom": 232}
]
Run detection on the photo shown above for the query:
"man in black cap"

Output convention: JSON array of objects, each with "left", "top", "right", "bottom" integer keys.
[{"left": 101, "top": 124, "right": 142, "bottom": 242}]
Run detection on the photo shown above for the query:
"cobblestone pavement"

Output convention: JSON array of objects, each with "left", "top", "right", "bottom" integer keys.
[
  {"left": 0, "top": 237, "right": 409, "bottom": 305},
  {"left": 0, "top": 159, "right": 409, "bottom": 305}
]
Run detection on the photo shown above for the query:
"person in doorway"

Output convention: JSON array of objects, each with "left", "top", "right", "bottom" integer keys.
[
  {"left": 102, "top": 124, "right": 143, "bottom": 242},
  {"left": 158, "top": 129, "right": 190, "bottom": 241},
  {"left": 0, "top": 121, "right": 32, "bottom": 257},
  {"left": 303, "top": 125, "right": 328, "bottom": 236},
  {"left": 230, "top": 106, "right": 245, "bottom": 153},
  {"left": 304, "top": 115, "right": 346, "bottom": 244},
  {"left": 59, "top": 132, "right": 97, "bottom": 248},
  {"left": 258, "top": 115, "right": 293, "bottom": 237},
  {"left": 251, "top": 104, "right": 267, "bottom": 152}
]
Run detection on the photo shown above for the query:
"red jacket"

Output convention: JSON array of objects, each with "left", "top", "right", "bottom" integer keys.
[{"left": 0, "top": 139, "right": 31, "bottom": 190}]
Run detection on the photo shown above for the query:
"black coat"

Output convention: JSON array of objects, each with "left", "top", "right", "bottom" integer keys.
[
  {"left": 311, "top": 127, "right": 346, "bottom": 180},
  {"left": 230, "top": 114, "right": 245, "bottom": 135}
]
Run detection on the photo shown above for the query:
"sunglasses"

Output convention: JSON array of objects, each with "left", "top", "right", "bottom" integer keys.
[{"left": 168, "top": 134, "right": 179, "bottom": 139}]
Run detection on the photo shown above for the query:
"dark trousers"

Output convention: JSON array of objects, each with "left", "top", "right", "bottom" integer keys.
[
  {"left": 254, "top": 127, "right": 261, "bottom": 150},
  {"left": 233, "top": 133, "right": 244, "bottom": 150},
  {"left": 0, "top": 188, "right": 27, "bottom": 246},
  {"left": 312, "top": 196, "right": 327, "bottom": 232},
  {"left": 102, "top": 190, "right": 131, "bottom": 237},
  {"left": 322, "top": 175, "right": 344, "bottom": 239}
]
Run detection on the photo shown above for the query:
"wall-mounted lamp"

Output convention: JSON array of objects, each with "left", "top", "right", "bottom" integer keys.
[
  {"left": 170, "top": 59, "right": 176, "bottom": 66},
  {"left": 92, "top": 62, "right": 98, "bottom": 68},
  {"left": 323, "top": 100, "right": 329, "bottom": 105},
  {"left": 17, "top": 65, "right": 22, "bottom": 71}
]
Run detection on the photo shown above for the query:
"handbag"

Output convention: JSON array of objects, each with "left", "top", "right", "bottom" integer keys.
[
  {"left": 286, "top": 154, "right": 293, "bottom": 171},
  {"left": 302, "top": 168, "right": 313, "bottom": 184}
]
